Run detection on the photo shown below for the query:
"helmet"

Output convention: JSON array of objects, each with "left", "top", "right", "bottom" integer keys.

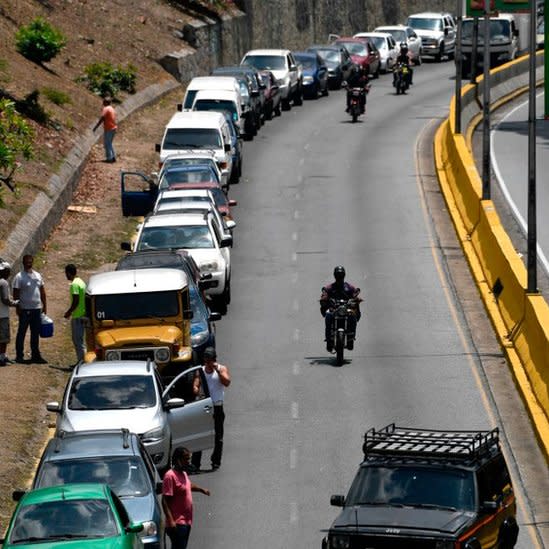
[
  {"left": 400, "top": 42, "right": 409, "bottom": 53},
  {"left": 333, "top": 265, "right": 346, "bottom": 281}
]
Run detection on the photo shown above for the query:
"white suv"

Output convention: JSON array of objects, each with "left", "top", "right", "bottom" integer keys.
[
  {"left": 407, "top": 12, "right": 456, "bottom": 61},
  {"left": 241, "top": 49, "right": 303, "bottom": 110},
  {"left": 134, "top": 212, "right": 232, "bottom": 313}
]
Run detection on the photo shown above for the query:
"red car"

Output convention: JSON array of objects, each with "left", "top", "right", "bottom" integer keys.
[
  {"left": 258, "top": 70, "right": 281, "bottom": 120},
  {"left": 334, "top": 37, "right": 381, "bottom": 78}
]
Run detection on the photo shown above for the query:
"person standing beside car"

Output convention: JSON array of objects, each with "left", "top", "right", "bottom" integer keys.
[
  {"left": 162, "top": 447, "right": 210, "bottom": 549},
  {"left": 0, "top": 261, "right": 19, "bottom": 366},
  {"left": 12, "top": 254, "right": 47, "bottom": 364},
  {"left": 63, "top": 264, "right": 87, "bottom": 366}
]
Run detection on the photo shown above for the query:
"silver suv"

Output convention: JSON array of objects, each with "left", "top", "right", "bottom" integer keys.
[
  {"left": 407, "top": 12, "right": 456, "bottom": 61},
  {"left": 241, "top": 49, "right": 303, "bottom": 110},
  {"left": 46, "top": 360, "right": 215, "bottom": 471}
]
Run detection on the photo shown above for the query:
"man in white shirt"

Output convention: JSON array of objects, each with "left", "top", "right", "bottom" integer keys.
[
  {"left": 0, "top": 261, "right": 19, "bottom": 366},
  {"left": 12, "top": 255, "right": 48, "bottom": 364}
]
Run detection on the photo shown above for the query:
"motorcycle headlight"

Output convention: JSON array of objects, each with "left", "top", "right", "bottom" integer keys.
[
  {"left": 140, "top": 521, "right": 158, "bottom": 537},
  {"left": 331, "top": 535, "right": 350, "bottom": 549},
  {"left": 141, "top": 426, "right": 166, "bottom": 443},
  {"left": 105, "top": 350, "right": 121, "bottom": 361},
  {"left": 200, "top": 260, "right": 219, "bottom": 271},
  {"left": 191, "top": 328, "right": 210, "bottom": 346},
  {"left": 155, "top": 348, "right": 170, "bottom": 363}
]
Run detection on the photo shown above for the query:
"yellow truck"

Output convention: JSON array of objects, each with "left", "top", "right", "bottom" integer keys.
[{"left": 85, "top": 268, "right": 193, "bottom": 373}]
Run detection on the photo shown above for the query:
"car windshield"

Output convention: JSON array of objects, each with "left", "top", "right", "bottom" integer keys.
[
  {"left": 163, "top": 128, "right": 222, "bottom": 149},
  {"left": 312, "top": 49, "right": 340, "bottom": 63},
  {"left": 162, "top": 158, "right": 216, "bottom": 171},
  {"left": 159, "top": 166, "right": 219, "bottom": 189},
  {"left": 194, "top": 99, "right": 237, "bottom": 119},
  {"left": 243, "top": 54, "right": 286, "bottom": 70},
  {"left": 138, "top": 226, "right": 214, "bottom": 250},
  {"left": 209, "top": 187, "right": 229, "bottom": 208},
  {"left": 337, "top": 42, "right": 367, "bottom": 55},
  {"left": 157, "top": 196, "right": 211, "bottom": 212},
  {"left": 379, "top": 28, "right": 406, "bottom": 42},
  {"left": 462, "top": 19, "right": 511, "bottom": 41},
  {"left": 68, "top": 375, "right": 156, "bottom": 410},
  {"left": 295, "top": 56, "right": 316, "bottom": 69},
  {"left": 190, "top": 285, "right": 208, "bottom": 323},
  {"left": 408, "top": 17, "right": 442, "bottom": 31},
  {"left": 368, "top": 36, "right": 385, "bottom": 50},
  {"left": 37, "top": 457, "right": 150, "bottom": 497},
  {"left": 93, "top": 290, "right": 180, "bottom": 320},
  {"left": 345, "top": 465, "right": 475, "bottom": 511},
  {"left": 9, "top": 499, "right": 119, "bottom": 543}
]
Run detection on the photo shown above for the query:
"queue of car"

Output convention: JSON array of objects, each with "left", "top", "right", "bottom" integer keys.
[{"left": 1, "top": 12, "right": 461, "bottom": 547}]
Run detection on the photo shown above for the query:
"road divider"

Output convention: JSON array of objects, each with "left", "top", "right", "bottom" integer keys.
[{"left": 434, "top": 52, "right": 549, "bottom": 460}]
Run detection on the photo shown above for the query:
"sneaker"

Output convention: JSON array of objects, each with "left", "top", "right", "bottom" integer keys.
[
  {"left": 15, "top": 356, "right": 27, "bottom": 364},
  {"left": 4, "top": 357, "right": 14, "bottom": 365},
  {"left": 0, "top": 359, "right": 6, "bottom": 367},
  {"left": 326, "top": 343, "right": 333, "bottom": 353},
  {"left": 346, "top": 339, "right": 354, "bottom": 351},
  {"left": 211, "top": 463, "right": 220, "bottom": 470},
  {"left": 31, "top": 356, "right": 48, "bottom": 364}
]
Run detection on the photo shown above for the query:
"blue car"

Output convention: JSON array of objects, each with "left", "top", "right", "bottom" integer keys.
[{"left": 294, "top": 51, "right": 329, "bottom": 99}]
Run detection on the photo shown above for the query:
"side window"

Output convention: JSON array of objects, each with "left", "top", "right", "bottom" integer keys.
[
  {"left": 169, "top": 367, "right": 208, "bottom": 403},
  {"left": 477, "top": 455, "right": 512, "bottom": 503},
  {"left": 138, "top": 440, "right": 157, "bottom": 484},
  {"left": 287, "top": 54, "right": 293, "bottom": 68}
]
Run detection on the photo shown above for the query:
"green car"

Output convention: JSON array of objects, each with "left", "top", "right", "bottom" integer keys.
[{"left": 1, "top": 483, "right": 144, "bottom": 548}]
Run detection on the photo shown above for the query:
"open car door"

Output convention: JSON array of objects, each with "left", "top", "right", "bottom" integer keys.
[
  {"left": 121, "top": 171, "right": 158, "bottom": 217},
  {"left": 163, "top": 366, "right": 215, "bottom": 452}
]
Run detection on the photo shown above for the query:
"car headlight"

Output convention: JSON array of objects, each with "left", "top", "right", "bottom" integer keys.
[
  {"left": 435, "top": 542, "right": 455, "bottom": 549},
  {"left": 191, "top": 328, "right": 210, "bottom": 346},
  {"left": 140, "top": 521, "right": 158, "bottom": 537},
  {"left": 331, "top": 535, "right": 350, "bottom": 549},
  {"left": 141, "top": 426, "right": 166, "bottom": 443},
  {"left": 303, "top": 75, "right": 314, "bottom": 83},
  {"left": 105, "top": 350, "right": 121, "bottom": 361},
  {"left": 155, "top": 348, "right": 170, "bottom": 363},
  {"left": 200, "top": 260, "right": 219, "bottom": 271}
]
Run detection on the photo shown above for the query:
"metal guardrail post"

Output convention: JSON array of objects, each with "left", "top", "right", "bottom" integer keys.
[{"left": 481, "top": 2, "right": 491, "bottom": 200}]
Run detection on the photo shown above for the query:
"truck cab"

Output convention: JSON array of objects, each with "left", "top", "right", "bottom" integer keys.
[{"left": 85, "top": 268, "right": 193, "bottom": 374}]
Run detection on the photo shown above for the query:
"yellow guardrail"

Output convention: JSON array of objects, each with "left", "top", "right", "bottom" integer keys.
[{"left": 434, "top": 55, "right": 549, "bottom": 461}]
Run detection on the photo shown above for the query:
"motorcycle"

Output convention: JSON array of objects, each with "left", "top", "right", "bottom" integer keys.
[
  {"left": 393, "top": 63, "right": 410, "bottom": 95},
  {"left": 348, "top": 87, "right": 365, "bottom": 123},
  {"left": 326, "top": 298, "right": 359, "bottom": 366}
]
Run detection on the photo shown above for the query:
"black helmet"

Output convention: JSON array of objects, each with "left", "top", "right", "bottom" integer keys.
[
  {"left": 333, "top": 265, "right": 346, "bottom": 281},
  {"left": 400, "top": 42, "right": 409, "bottom": 53}
]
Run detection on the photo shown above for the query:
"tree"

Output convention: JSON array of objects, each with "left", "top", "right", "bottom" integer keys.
[
  {"left": 15, "top": 17, "right": 66, "bottom": 64},
  {"left": 0, "top": 99, "right": 34, "bottom": 200}
]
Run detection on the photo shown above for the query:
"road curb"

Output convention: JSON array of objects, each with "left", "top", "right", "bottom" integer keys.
[{"left": 0, "top": 78, "right": 182, "bottom": 269}]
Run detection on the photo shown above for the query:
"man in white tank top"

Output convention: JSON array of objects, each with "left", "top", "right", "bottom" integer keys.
[{"left": 192, "top": 347, "right": 231, "bottom": 471}]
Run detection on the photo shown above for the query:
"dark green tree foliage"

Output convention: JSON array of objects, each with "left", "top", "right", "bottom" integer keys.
[
  {"left": 79, "top": 62, "right": 137, "bottom": 98},
  {"left": 15, "top": 17, "right": 66, "bottom": 64}
]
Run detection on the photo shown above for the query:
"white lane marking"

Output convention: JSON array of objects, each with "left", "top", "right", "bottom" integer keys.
[
  {"left": 291, "top": 402, "right": 299, "bottom": 419},
  {"left": 292, "top": 232, "right": 298, "bottom": 241},
  {"left": 304, "top": 143, "right": 310, "bottom": 151},
  {"left": 295, "top": 191, "right": 301, "bottom": 200},
  {"left": 297, "top": 174, "right": 304, "bottom": 183},
  {"left": 290, "top": 502, "right": 299, "bottom": 523},
  {"left": 293, "top": 361, "right": 300, "bottom": 375},
  {"left": 491, "top": 91, "right": 549, "bottom": 275},
  {"left": 292, "top": 272, "right": 299, "bottom": 284},
  {"left": 292, "top": 252, "right": 297, "bottom": 262},
  {"left": 294, "top": 210, "right": 300, "bottom": 220},
  {"left": 299, "top": 158, "right": 305, "bottom": 166},
  {"left": 290, "top": 448, "right": 298, "bottom": 469},
  {"left": 293, "top": 328, "right": 300, "bottom": 342},
  {"left": 293, "top": 298, "right": 299, "bottom": 311}
]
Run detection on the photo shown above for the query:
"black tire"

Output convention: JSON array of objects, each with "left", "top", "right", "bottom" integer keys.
[
  {"left": 282, "top": 97, "right": 292, "bottom": 111},
  {"left": 293, "top": 86, "right": 303, "bottom": 106},
  {"left": 336, "top": 331, "right": 345, "bottom": 365},
  {"left": 274, "top": 102, "right": 282, "bottom": 116},
  {"left": 435, "top": 44, "right": 444, "bottom": 62},
  {"left": 351, "top": 110, "right": 358, "bottom": 123},
  {"left": 322, "top": 85, "right": 329, "bottom": 97},
  {"left": 265, "top": 106, "right": 273, "bottom": 120},
  {"left": 373, "top": 64, "right": 380, "bottom": 79}
]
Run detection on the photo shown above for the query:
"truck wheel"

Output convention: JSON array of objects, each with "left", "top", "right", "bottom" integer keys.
[
  {"left": 436, "top": 44, "right": 444, "bottom": 62},
  {"left": 293, "top": 86, "right": 303, "bottom": 106}
]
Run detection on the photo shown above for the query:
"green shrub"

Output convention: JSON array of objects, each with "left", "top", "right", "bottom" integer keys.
[
  {"left": 78, "top": 62, "right": 137, "bottom": 98},
  {"left": 15, "top": 17, "right": 66, "bottom": 64},
  {"left": 42, "top": 87, "right": 71, "bottom": 106}
]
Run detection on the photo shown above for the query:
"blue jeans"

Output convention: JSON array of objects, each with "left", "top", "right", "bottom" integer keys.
[
  {"left": 16, "top": 309, "right": 42, "bottom": 359},
  {"left": 166, "top": 524, "right": 191, "bottom": 549},
  {"left": 104, "top": 129, "right": 116, "bottom": 161},
  {"left": 71, "top": 317, "right": 87, "bottom": 362}
]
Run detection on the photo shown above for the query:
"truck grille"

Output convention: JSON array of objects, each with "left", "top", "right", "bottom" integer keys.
[
  {"left": 120, "top": 349, "right": 156, "bottom": 361},
  {"left": 348, "top": 536, "right": 440, "bottom": 549}
]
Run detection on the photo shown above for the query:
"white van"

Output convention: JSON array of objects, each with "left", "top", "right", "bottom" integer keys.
[
  {"left": 182, "top": 76, "right": 243, "bottom": 109},
  {"left": 191, "top": 89, "right": 243, "bottom": 133},
  {"left": 155, "top": 111, "right": 233, "bottom": 181}
]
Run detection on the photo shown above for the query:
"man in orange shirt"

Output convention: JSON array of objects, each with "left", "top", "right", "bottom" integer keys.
[{"left": 93, "top": 97, "right": 117, "bottom": 163}]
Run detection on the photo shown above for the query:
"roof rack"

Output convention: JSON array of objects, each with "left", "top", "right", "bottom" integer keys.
[{"left": 363, "top": 424, "right": 499, "bottom": 462}]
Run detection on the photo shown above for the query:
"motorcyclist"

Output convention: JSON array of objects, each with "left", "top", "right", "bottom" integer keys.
[
  {"left": 344, "top": 65, "right": 370, "bottom": 114},
  {"left": 394, "top": 42, "right": 413, "bottom": 86},
  {"left": 320, "top": 266, "right": 362, "bottom": 352}
]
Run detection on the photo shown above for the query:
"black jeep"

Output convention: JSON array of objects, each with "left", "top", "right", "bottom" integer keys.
[{"left": 322, "top": 424, "right": 519, "bottom": 549}]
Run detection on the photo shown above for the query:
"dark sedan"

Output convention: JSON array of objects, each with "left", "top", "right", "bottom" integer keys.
[
  {"left": 334, "top": 37, "right": 381, "bottom": 78},
  {"left": 306, "top": 44, "right": 356, "bottom": 89},
  {"left": 293, "top": 51, "right": 329, "bottom": 99}
]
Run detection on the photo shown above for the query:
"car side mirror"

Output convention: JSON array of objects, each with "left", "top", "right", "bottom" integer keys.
[
  {"left": 290, "top": 64, "right": 297, "bottom": 71},
  {"left": 12, "top": 490, "right": 26, "bottom": 501},
  {"left": 46, "top": 401, "right": 61, "bottom": 413},
  {"left": 176, "top": 103, "right": 182, "bottom": 111},
  {"left": 209, "top": 311, "right": 222, "bottom": 322},
  {"left": 480, "top": 500, "right": 498, "bottom": 512},
  {"left": 220, "top": 236, "right": 233, "bottom": 248},
  {"left": 164, "top": 397, "right": 185, "bottom": 410},
  {"left": 330, "top": 495, "right": 345, "bottom": 507},
  {"left": 228, "top": 199, "right": 238, "bottom": 207},
  {"left": 126, "top": 523, "right": 144, "bottom": 534},
  {"left": 156, "top": 481, "right": 163, "bottom": 494},
  {"left": 155, "top": 143, "right": 161, "bottom": 153},
  {"left": 183, "top": 309, "right": 193, "bottom": 320},
  {"left": 513, "top": 29, "right": 519, "bottom": 37},
  {"left": 225, "top": 219, "right": 236, "bottom": 230},
  {"left": 224, "top": 144, "right": 231, "bottom": 152},
  {"left": 199, "top": 279, "right": 218, "bottom": 290},
  {"left": 121, "top": 242, "right": 132, "bottom": 251},
  {"left": 444, "top": 27, "right": 449, "bottom": 36}
]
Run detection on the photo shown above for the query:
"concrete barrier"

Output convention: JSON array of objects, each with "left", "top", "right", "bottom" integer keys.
[{"left": 434, "top": 51, "right": 549, "bottom": 460}]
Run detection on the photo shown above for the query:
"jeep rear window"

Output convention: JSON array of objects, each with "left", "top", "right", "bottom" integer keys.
[
  {"left": 94, "top": 291, "right": 179, "bottom": 320},
  {"left": 68, "top": 375, "right": 156, "bottom": 410},
  {"left": 243, "top": 55, "right": 286, "bottom": 71},
  {"left": 163, "top": 128, "right": 222, "bottom": 149},
  {"left": 346, "top": 465, "right": 475, "bottom": 511}
]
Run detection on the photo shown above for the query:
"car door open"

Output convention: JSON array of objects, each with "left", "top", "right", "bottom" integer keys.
[{"left": 121, "top": 171, "right": 158, "bottom": 217}]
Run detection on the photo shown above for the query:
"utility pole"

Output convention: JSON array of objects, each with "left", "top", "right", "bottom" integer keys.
[{"left": 481, "top": 0, "right": 491, "bottom": 200}]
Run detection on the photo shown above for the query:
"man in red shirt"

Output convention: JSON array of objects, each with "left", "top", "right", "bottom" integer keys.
[
  {"left": 162, "top": 447, "right": 210, "bottom": 548},
  {"left": 93, "top": 97, "right": 117, "bottom": 163}
]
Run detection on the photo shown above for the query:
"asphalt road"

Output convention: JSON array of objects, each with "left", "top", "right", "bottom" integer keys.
[{"left": 187, "top": 63, "right": 549, "bottom": 548}]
